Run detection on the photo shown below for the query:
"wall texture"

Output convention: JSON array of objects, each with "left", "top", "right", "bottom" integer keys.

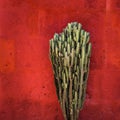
[{"left": 0, "top": 0, "right": 120, "bottom": 120}]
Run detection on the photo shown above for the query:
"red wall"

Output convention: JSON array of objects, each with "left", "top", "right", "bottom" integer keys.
[{"left": 0, "top": 0, "right": 120, "bottom": 120}]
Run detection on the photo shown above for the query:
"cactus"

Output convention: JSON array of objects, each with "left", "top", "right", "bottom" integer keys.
[{"left": 49, "top": 22, "right": 91, "bottom": 120}]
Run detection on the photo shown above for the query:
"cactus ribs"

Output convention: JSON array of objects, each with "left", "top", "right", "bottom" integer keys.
[{"left": 50, "top": 22, "right": 91, "bottom": 120}]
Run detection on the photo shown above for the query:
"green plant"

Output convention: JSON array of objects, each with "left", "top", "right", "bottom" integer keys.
[{"left": 50, "top": 22, "right": 91, "bottom": 120}]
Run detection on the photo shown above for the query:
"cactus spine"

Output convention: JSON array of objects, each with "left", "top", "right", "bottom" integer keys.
[{"left": 50, "top": 22, "right": 91, "bottom": 120}]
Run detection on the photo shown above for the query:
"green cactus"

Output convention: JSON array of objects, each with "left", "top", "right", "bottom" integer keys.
[{"left": 49, "top": 22, "right": 91, "bottom": 120}]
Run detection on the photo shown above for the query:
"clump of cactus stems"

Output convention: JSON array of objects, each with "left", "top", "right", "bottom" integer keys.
[{"left": 49, "top": 22, "right": 91, "bottom": 120}]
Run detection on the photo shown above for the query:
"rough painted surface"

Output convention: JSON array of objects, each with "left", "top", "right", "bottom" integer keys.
[{"left": 0, "top": 0, "right": 120, "bottom": 120}]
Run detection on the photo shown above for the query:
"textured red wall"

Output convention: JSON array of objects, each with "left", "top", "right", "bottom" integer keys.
[{"left": 0, "top": 0, "right": 120, "bottom": 120}]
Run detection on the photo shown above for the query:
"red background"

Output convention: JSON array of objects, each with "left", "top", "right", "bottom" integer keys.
[{"left": 0, "top": 0, "right": 120, "bottom": 120}]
